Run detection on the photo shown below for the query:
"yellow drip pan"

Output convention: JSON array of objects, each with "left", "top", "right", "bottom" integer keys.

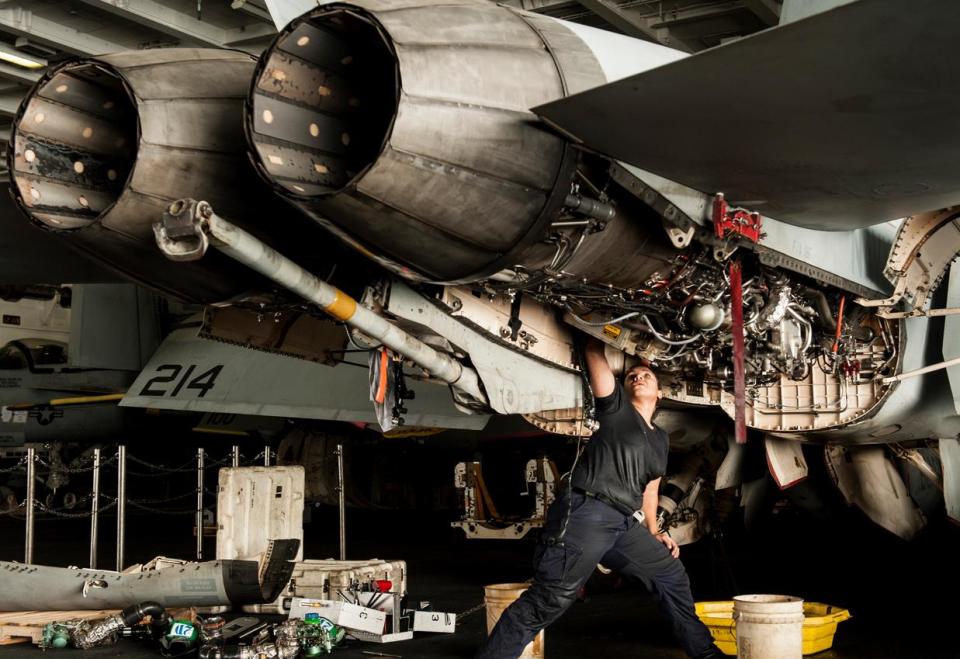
[{"left": 695, "top": 601, "right": 851, "bottom": 655}]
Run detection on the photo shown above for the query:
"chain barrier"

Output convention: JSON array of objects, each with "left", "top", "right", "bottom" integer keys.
[
  {"left": 36, "top": 454, "right": 118, "bottom": 474},
  {"left": 0, "top": 501, "right": 26, "bottom": 517},
  {"left": 126, "top": 500, "right": 197, "bottom": 516},
  {"left": 127, "top": 454, "right": 200, "bottom": 474},
  {"left": 36, "top": 498, "right": 117, "bottom": 519},
  {"left": 131, "top": 489, "right": 201, "bottom": 505},
  {"left": 0, "top": 457, "right": 26, "bottom": 473},
  {"left": 455, "top": 601, "right": 487, "bottom": 626},
  {"left": 126, "top": 451, "right": 244, "bottom": 476}
]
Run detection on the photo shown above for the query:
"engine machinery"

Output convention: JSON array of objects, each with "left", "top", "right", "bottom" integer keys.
[{"left": 5, "top": 0, "right": 901, "bottom": 439}]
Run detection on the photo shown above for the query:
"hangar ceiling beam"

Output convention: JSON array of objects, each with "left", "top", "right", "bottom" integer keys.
[
  {"left": 741, "top": 0, "right": 781, "bottom": 25},
  {"left": 0, "top": 90, "right": 23, "bottom": 117},
  {"left": 79, "top": 0, "right": 275, "bottom": 50},
  {"left": 576, "top": 0, "right": 694, "bottom": 52},
  {"left": 0, "top": 61, "right": 38, "bottom": 85},
  {"left": 0, "top": 6, "right": 125, "bottom": 55}
]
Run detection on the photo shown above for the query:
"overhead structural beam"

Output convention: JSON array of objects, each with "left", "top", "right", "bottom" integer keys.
[
  {"left": 230, "top": 0, "right": 274, "bottom": 24},
  {"left": 79, "top": 0, "right": 275, "bottom": 50},
  {"left": 0, "top": 90, "right": 23, "bottom": 117},
  {"left": 0, "top": 6, "right": 125, "bottom": 55},
  {"left": 0, "top": 62, "right": 38, "bottom": 86},
  {"left": 741, "top": 0, "right": 782, "bottom": 25},
  {"left": 575, "top": 0, "right": 693, "bottom": 52}
]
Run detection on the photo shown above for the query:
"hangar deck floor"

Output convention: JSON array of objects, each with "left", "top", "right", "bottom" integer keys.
[{"left": 0, "top": 509, "right": 955, "bottom": 658}]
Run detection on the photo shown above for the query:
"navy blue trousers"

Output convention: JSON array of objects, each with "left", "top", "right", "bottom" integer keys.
[{"left": 475, "top": 492, "right": 717, "bottom": 659}]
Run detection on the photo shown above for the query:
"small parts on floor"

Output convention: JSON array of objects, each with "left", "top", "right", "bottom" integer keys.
[{"left": 10, "top": 593, "right": 455, "bottom": 655}]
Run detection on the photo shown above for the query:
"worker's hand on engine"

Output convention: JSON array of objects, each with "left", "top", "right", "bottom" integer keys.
[{"left": 656, "top": 532, "right": 680, "bottom": 558}]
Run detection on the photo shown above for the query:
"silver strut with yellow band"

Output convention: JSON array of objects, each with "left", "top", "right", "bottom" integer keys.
[{"left": 153, "top": 198, "right": 487, "bottom": 407}]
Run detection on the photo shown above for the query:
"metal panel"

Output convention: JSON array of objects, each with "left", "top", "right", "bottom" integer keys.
[
  {"left": 217, "top": 466, "right": 305, "bottom": 562},
  {"left": 396, "top": 44, "right": 564, "bottom": 113},
  {"left": 535, "top": 0, "right": 960, "bottom": 230},
  {"left": 121, "top": 325, "right": 489, "bottom": 430},
  {"left": 764, "top": 435, "right": 807, "bottom": 489},
  {"left": 941, "top": 438, "right": 960, "bottom": 524},
  {"left": 385, "top": 282, "right": 582, "bottom": 414},
  {"left": 390, "top": 97, "right": 564, "bottom": 191},
  {"left": 116, "top": 58, "right": 254, "bottom": 100},
  {"left": 825, "top": 445, "right": 925, "bottom": 540},
  {"left": 376, "top": 4, "right": 544, "bottom": 47},
  {"left": 357, "top": 148, "right": 548, "bottom": 253},
  {"left": 68, "top": 284, "right": 159, "bottom": 371},
  {"left": 944, "top": 262, "right": 960, "bottom": 414}
]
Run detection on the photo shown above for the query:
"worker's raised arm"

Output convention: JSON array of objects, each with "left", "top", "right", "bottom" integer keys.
[{"left": 584, "top": 336, "right": 616, "bottom": 398}]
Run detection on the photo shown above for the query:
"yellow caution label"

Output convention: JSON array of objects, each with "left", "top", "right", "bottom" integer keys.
[
  {"left": 325, "top": 289, "right": 357, "bottom": 321},
  {"left": 602, "top": 324, "right": 622, "bottom": 339}
]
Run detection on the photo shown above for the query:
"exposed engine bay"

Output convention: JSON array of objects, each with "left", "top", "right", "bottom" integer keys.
[{"left": 3, "top": 0, "right": 899, "bottom": 439}]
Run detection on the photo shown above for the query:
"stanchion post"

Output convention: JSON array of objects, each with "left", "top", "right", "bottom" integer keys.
[
  {"left": 336, "top": 443, "right": 346, "bottom": 560},
  {"left": 264, "top": 444, "right": 270, "bottom": 466},
  {"left": 116, "top": 445, "right": 126, "bottom": 571},
  {"left": 24, "top": 446, "right": 35, "bottom": 564},
  {"left": 196, "top": 447, "right": 204, "bottom": 561},
  {"left": 231, "top": 445, "right": 240, "bottom": 468},
  {"left": 89, "top": 447, "right": 101, "bottom": 569}
]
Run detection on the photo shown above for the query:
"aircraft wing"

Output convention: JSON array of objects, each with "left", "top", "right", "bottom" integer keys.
[{"left": 533, "top": 0, "right": 960, "bottom": 231}]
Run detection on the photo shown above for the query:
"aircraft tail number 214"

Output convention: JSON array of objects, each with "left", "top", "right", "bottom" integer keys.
[{"left": 139, "top": 364, "right": 224, "bottom": 398}]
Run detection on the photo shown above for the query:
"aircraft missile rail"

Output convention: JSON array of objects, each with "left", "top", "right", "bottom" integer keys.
[{"left": 154, "top": 199, "right": 487, "bottom": 407}]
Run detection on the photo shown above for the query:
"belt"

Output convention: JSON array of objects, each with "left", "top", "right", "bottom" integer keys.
[{"left": 572, "top": 487, "right": 635, "bottom": 517}]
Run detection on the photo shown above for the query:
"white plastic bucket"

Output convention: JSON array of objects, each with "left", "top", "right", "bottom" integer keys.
[
  {"left": 484, "top": 583, "right": 545, "bottom": 658},
  {"left": 733, "top": 594, "right": 803, "bottom": 659}
]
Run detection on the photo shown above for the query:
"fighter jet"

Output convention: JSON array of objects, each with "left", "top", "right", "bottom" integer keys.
[{"left": 4, "top": 0, "right": 959, "bottom": 541}]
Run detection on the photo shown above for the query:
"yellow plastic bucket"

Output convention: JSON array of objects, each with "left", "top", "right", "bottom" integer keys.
[
  {"left": 484, "top": 583, "right": 545, "bottom": 658},
  {"left": 695, "top": 601, "right": 852, "bottom": 656}
]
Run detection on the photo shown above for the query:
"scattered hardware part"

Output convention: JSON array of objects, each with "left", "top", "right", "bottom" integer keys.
[
  {"left": 161, "top": 618, "right": 199, "bottom": 657},
  {"left": 40, "top": 601, "right": 170, "bottom": 650}
]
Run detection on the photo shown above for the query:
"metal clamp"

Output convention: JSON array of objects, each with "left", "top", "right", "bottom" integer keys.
[{"left": 153, "top": 199, "right": 210, "bottom": 262}]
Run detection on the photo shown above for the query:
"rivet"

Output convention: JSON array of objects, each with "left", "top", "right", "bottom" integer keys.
[
  {"left": 268, "top": 155, "right": 283, "bottom": 165},
  {"left": 271, "top": 69, "right": 286, "bottom": 81},
  {"left": 103, "top": 100, "right": 115, "bottom": 110},
  {"left": 263, "top": 109, "right": 274, "bottom": 124},
  {"left": 78, "top": 195, "right": 89, "bottom": 208},
  {"left": 73, "top": 161, "right": 84, "bottom": 174},
  {"left": 309, "top": 123, "right": 319, "bottom": 137},
  {"left": 24, "top": 149, "right": 35, "bottom": 163},
  {"left": 341, "top": 133, "right": 350, "bottom": 146},
  {"left": 55, "top": 84, "right": 68, "bottom": 93},
  {"left": 81, "top": 127, "right": 93, "bottom": 139},
  {"left": 107, "top": 169, "right": 117, "bottom": 181},
  {"left": 292, "top": 184, "right": 305, "bottom": 192},
  {"left": 296, "top": 35, "right": 310, "bottom": 47},
  {"left": 34, "top": 112, "right": 45, "bottom": 124},
  {"left": 317, "top": 85, "right": 331, "bottom": 97},
  {"left": 313, "top": 163, "right": 328, "bottom": 174},
  {"left": 29, "top": 187, "right": 40, "bottom": 201}
]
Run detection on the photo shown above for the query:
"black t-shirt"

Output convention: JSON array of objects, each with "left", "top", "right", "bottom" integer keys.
[{"left": 570, "top": 382, "right": 669, "bottom": 514}]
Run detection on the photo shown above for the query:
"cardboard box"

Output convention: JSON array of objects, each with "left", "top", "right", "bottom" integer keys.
[
  {"left": 413, "top": 610, "right": 457, "bottom": 633},
  {"left": 288, "top": 598, "right": 385, "bottom": 634}
]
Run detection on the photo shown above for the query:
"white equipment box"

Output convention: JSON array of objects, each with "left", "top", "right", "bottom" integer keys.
[
  {"left": 246, "top": 558, "right": 408, "bottom": 614},
  {"left": 413, "top": 610, "right": 457, "bottom": 633},
  {"left": 216, "top": 466, "right": 305, "bottom": 564},
  {"left": 288, "top": 598, "right": 386, "bottom": 634}
]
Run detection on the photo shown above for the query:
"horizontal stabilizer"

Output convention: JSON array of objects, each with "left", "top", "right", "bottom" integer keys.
[{"left": 534, "top": 0, "right": 960, "bottom": 230}]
